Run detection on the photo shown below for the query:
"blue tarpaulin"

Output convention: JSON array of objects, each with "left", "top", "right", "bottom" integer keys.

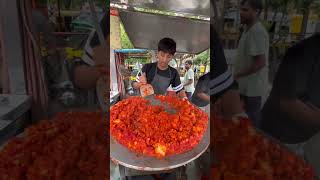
[{"left": 114, "top": 49, "right": 148, "bottom": 53}]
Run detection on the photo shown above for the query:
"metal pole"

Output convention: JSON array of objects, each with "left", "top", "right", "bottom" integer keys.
[
  {"left": 88, "top": 0, "right": 107, "bottom": 48},
  {"left": 0, "top": 0, "right": 26, "bottom": 94},
  {"left": 212, "top": 0, "right": 219, "bottom": 23},
  {"left": 57, "top": 0, "right": 63, "bottom": 31},
  {"left": 236, "top": 0, "right": 241, "bottom": 29}
]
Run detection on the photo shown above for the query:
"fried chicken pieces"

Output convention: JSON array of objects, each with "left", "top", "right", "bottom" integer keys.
[
  {"left": 0, "top": 112, "right": 108, "bottom": 180},
  {"left": 211, "top": 116, "right": 315, "bottom": 180},
  {"left": 110, "top": 96, "right": 208, "bottom": 158}
]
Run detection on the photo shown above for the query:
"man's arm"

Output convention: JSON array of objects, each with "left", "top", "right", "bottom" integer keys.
[
  {"left": 184, "top": 70, "right": 194, "bottom": 86},
  {"left": 197, "top": 92, "right": 210, "bottom": 102},
  {"left": 235, "top": 54, "right": 266, "bottom": 79},
  {"left": 132, "top": 82, "right": 140, "bottom": 89},
  {"left": 219, "top": 89, "right": 243, "bottom": 118},
  {"left": 74, "top": 65, "right": 102, "bottom": 89},
  {"left": 132, "top": 64, "right": 148, "bottom": 89},
  {"left": 178, "top": 90, "right": 187, "bottom": 99},
  {"left": 273, "top": 39, "right": 320, "bottom": 126},
  {"left": 171, "top": 69, "right": 186, "bottom": 99},
  {"left": 184, "top": 79, "right": 193, "bottom": 86},
  {"left": 280, "top": 98, "right": 320, "bottom": 126},
  {"left": 236, "top": 27, "right": 268, "bottom": 79},
  {"left": 193, "top": 74, "right": 210, "bottom": 102}
]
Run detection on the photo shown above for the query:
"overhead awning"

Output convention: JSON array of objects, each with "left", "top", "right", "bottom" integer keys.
[
  {"left": 111, "top": 0, "right": 210, "bottom": 17},
  {"left": 114, "top": 49, "right": 148, "bottom": 53},
  {"left": 118, "top": 10, "right": 210, "bottom": 54}
]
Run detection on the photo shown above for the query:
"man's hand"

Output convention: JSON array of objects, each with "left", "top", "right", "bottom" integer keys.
[
  {"left": 178, "top": 90, "right": 188, "bottom": 100},
  {"left": 197, "top": 92, "right": 210, "bottom": 102},
  {"left": 306, "top": 102, "right": 320, "bottom": 111},
  {"left": 74, "top": 65, "right": 101, "bottom": 89},
  {"left": 96, "top": 65, "right": 107, "bottom": 74},
  {"left": 280, "top": 98, "right": 320, "bottom": 126},
  {"left": 182, "top": 97, "right": 188, "bottom": 100},
  {"left": 138, "top": 74, "right": 147, "bottom": 85},
  {"left": 184, "top": 79, "right": 193, "bottom": 87},
  {"left": 214, "top": 89, "right": 244, "bottom": 119},
  {"left": 132, "top": 82, "right": 142, "bottom": 89},
  {"left": 235, "top": 54, "right": 266, "bottom": 79},
  {"left": 132, "top": 74, "right": 147, "bottom": 90}
]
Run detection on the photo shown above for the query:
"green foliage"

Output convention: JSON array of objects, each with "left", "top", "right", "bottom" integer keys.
[
  {"left": 314, "top": 0, "right": 320, "bottom": 17},
  {"left": 261, "top": 20, "right": 272, "bottom": 30},
  {"left": 292, "top": 0, "right": 313, "bottom": 13},
  {"left": 125, "top": 58, "right": 149, "bottom": 65},
  {"left": 265, "top": 0, "right": 320, "bottom": 39},
  {"left": 47, "top": 0, "right": 106, "bottom": 10},
  {"left": 120, "top": 23, "right": 134, "bottom": 49},
  {"left": 194, "top": 50, "right": 210, "bottom": 66},
  {"left": 266, "top": 0, "right": 317, "bottom": 15}
]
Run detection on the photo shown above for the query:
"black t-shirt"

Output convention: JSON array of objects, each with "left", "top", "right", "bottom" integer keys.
[
  {"left": 211, "top": 27, "right": 238, "bottom": 101},
  {"left": 192, "top": 73, "right": 210, "bottom": 107},
  {"left": 141, "top": 63, "right": 183, "bottom": 93},
  {"left": 261, "top": 33, "right": 320, "bottom": 143}
]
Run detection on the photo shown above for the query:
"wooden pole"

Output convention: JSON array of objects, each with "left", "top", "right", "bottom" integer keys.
[{"left": 32, "top": 0, "right": 36, "bottom": 9}]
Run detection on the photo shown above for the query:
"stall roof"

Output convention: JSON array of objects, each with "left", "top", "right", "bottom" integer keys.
[
  {"left": 118, "top": 10, "right": 210, "bottom": 54},
  {"left": 111, "top": 0, "right": 210, "bottom": 17},
  {"left": 114, "top": 49, "right": 148, "bottom": 53}
]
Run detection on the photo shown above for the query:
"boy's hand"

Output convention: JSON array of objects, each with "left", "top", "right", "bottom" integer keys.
[{"left": 138, "top": 74, "right": 147, "bottom": 85}]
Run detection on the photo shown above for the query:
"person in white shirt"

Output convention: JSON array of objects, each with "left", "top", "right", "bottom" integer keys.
[
  {"left": 184, "top": 60, "right": 195, "bottom": 100},
  {"left": 233, "top": 0, "right": 269, "bottom": 127}
]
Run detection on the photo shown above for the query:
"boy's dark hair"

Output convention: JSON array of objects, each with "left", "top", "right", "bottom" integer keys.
[
  {"left": 241, "top": 0, "right": 263, "bottom": 14},
  {"left": 158, "top": 38, "right": 176, "bottom": 55},
  {"left": 185, "top": 60, "right": 193, "bottom": 65}
]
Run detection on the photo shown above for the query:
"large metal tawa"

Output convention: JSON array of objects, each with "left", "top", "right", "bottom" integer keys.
[{"left": 110, "top": 119, "right": 210, "bottom": 171}]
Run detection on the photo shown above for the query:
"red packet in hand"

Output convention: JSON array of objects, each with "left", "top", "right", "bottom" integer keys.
[{"left": 140, "top": 84, "right": 154, "bottom": 97}]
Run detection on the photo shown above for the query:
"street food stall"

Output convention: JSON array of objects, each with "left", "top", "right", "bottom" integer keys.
[
  {"left": 113, "top": 49, "right": 150, "bottom": 98},
  {"left": 0, "top": 0, "right": 108, "bottom": 178},
  {"left": 110, "top": 0, "right": 210, "bottom": 179},
  {"left": 110, "top": 0, "right": 210, "bottom": 100}
]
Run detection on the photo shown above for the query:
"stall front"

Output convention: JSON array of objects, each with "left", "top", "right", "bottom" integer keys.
[{"left": 110, "top": 1, "right": 210, "bottom": 179}]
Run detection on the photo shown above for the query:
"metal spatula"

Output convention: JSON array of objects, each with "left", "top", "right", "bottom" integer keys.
[{"left": 140, "top": 84, "right": 176, "bottom": 114}]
